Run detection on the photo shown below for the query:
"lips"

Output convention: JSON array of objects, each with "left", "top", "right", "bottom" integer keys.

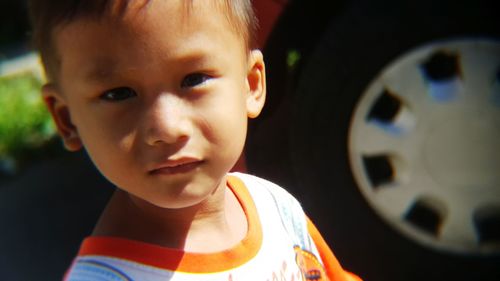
[{"left": 149, "top": 158, "right": 203, "bottom": 175}]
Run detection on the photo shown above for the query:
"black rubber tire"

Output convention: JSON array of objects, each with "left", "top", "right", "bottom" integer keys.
[{"left": 248, "top": 0, "right": 500, "bottom": 280}]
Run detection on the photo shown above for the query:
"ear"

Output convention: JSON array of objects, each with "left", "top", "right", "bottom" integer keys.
[
  {"left": 245, "top": 49, "right": 266, "bottom": 119},
  {"left": 42, "top": 84, "right": 82, "bottom": 151}
]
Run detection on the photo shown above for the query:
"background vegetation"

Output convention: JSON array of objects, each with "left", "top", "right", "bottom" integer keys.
[{"left": 0, "top": 73, "right": 56, "bottom": 173}]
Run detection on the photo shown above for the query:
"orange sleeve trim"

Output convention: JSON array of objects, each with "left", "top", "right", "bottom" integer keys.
[
  {"left": 77, "top": 175, "right": 263, "bottom": 273},
  {"left": 307, "top": 218, "right": 362, "bottom": 281}
]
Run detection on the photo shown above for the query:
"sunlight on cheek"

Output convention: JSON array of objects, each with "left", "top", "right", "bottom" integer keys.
[{"left": 119, "top": 130, "right": 138, "bottom": 151}]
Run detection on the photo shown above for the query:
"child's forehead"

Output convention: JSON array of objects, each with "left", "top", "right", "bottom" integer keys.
[
  {"left": 56, "top": 0, "right": 241, "bottom": 50},
  {"left": 53, "top": 0, "right": 248, "bottom": 86},
  {"left": 105, "top": 0, "right": 187, "bottom": 21},
  {"left": 93, "top": 0, "right": 230, "bottom": 25},
  {"left": 57, "top": 1, "right": 241, "bottom": 46},
  {"left": 35, "top": 0, "right": 253, "bottom": 82}
]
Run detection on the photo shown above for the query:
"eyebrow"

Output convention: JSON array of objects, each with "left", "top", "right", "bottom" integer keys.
[
  {"left": 83, "top": 58, "right": 120, "bottom": 84},
  {"left": 82, "top": 50, "right": 220, "bottom": 84}
]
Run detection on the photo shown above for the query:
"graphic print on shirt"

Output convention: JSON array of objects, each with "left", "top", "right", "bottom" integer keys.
[
  {"left": 294, "top": 246, "right": 329, "bottom": 281},
  {"left": 69, "top": 259, "right": 133, "bottom": 281},
  {"left": 261, "top": 260, "right": 303, "bottom": 281}
]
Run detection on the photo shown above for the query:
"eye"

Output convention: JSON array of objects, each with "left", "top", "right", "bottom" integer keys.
[
  {"left": 100, "top": 87, "right": 137, "bottom": 101},
  {"left": 181, "top": 73, "right": 211, "bottom": 88}
]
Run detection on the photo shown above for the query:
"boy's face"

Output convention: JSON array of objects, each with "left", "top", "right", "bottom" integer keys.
[{"left": 44, "top": 0, "right": 265, "bottom": 209}]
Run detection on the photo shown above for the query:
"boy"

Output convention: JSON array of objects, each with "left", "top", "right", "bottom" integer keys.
[{"left": 29, "top": 0, "right": 361, "bottom": 280}]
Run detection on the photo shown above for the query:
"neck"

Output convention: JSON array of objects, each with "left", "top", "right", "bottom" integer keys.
[{"left": 93, "top": 180, "right": 247, "bottom": 253}]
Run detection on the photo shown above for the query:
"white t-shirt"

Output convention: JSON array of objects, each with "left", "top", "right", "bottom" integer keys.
[{"left": 64, "top": 173, "right": 358, "bottom": 281}]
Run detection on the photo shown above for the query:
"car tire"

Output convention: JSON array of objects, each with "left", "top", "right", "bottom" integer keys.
[{"left": 247, "top": 0, "right": 500, "bottom": 280}]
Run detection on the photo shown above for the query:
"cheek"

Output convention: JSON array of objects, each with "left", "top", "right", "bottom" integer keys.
[
  {"left": 196, "top": 86, "right": 248, "bottom": 141},
  {"left": 199, "top": 102, "right": 248, "bottom": 160},
  {"left": 71, "top": 106, "right": 138, "bottom": 155},
  {"left": 77, "top": 118, "right": 139, "bottom": 188},
  {"left": 76, "top": 102, "right": 131, "bottom": 132}
]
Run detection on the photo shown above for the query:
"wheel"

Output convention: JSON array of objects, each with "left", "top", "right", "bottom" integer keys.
[
  {"left": 348, "top": 39, "right": 500, "bottom": 256},
  {"left": 247, "top": 0, "right": 500, "bottom": 280}
]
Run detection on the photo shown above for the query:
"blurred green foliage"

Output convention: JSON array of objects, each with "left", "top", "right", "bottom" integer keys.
[
  {"left": 0, "top": 73, "right": 56, "bottom": 161},
  {"left": 287, "top": 49, "right": 301, "bottom": 69}
]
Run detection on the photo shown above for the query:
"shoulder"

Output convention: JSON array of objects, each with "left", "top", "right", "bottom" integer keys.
[
  {"left": 228, "top": 172, "right": 301, "bottom": 207},
  {"left": 229, "top": 172, "right": 312, "bottom": 248}
]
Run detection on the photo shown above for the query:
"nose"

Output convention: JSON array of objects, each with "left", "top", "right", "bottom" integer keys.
[{"left": 143, "top": 94, "right": 192, "bottom": 146}]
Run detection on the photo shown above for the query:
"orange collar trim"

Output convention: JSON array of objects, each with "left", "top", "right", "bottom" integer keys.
[{"left": 77, "top": 175, "right": 263, "bottom": 273}]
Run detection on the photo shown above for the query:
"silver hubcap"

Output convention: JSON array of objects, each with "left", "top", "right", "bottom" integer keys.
[{"left": 348, "top": 38, "right": 500, "bottom": 255}]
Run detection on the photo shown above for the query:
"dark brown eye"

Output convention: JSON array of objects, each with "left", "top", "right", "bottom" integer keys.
[
  {"left": 100, "top": 87, "right": 137, "bottom": 101},
  {"left": 181, "top": 73, "right": 211, "bottom": 88}
]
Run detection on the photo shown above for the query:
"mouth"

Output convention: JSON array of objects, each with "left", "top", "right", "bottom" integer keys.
[{"left": 149, "top": 158, "right": 203, "bottom": 175}]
